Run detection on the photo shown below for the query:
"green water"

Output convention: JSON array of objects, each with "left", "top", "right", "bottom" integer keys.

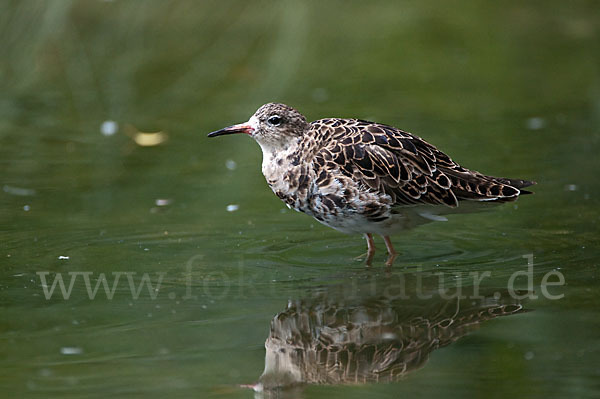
[{"left": 1, "top": 1, "right": 599, "bottom": 398}]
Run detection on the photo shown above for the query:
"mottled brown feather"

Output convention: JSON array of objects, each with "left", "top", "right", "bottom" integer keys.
[
  {"left": 312, "top": 118, "right": 534, "bottom": 208},
  {"left": 209, "top": 103, "right": 535, "bottom": 238}
]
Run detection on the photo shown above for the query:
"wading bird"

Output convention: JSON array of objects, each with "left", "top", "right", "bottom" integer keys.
[{"left": 208, "top": 103, "right": 535, "bottom": 266}]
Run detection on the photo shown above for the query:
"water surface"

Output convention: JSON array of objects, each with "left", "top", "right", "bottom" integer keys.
[{"left": 1, "top": 1, "right": 599, "bottom": 398}]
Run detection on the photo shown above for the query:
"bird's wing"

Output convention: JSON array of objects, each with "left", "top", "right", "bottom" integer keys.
[{"left": 313, "top": 119, "right": 526, "bottom": 207}]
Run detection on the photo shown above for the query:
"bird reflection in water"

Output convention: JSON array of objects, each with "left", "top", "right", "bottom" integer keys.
[{"left": 248, "top": 284, "right": 527, "bottom": 396}]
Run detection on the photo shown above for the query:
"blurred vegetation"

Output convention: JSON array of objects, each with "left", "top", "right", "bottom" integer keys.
[{"left": 1, "top": 1, "right": 599, "bottom": 398}]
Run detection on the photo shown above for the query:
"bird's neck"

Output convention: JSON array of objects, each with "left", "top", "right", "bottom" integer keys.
[
  {"left": 259, "top": 137, "right": 301, "bottom": 175},
  {"left": 259, "top": 137, "right": 308, "bottom": 198}
]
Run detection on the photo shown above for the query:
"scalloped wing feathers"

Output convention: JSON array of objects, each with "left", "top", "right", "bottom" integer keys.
[{"left": 311, "top": 119, "right": 535, "bottom": 208}]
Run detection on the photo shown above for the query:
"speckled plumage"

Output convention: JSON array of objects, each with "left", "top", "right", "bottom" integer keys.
[
  {"left": 253, "top": 291, "right": 525, "bottom": 391},
  {"left": 208, "top": 103, "right": 535, "bottom": 265}
]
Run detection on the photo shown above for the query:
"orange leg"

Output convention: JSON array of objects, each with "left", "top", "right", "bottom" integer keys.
[
  {"left": 364, "top": 233, "right": 376, "bottom": 266},
  {"left": 382, "top": 235, "right": 397, "bottom": 267}
]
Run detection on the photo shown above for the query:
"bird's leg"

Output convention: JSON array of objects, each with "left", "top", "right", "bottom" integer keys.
[
  {"left": 365, "top": 233, "right": 376, "bottom": 266},
  {"left": 382, "top": 235, "right": 397, "bottom": 267}
]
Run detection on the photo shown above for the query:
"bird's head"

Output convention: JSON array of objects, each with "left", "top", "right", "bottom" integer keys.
[{"left": 208, "top": 103, "right": 309, "bottom": 150}]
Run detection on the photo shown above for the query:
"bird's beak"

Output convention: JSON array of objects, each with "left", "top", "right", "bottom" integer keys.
[{"left": 207, "top": 122, "right": 253, "bottom": 138}]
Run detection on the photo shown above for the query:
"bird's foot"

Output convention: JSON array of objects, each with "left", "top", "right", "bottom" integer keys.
[
  {"left": 364, "top": 233, "right": 376, "bottom": 266},
  {"left": 385, "top": 252, "right": 398, "bottom": 268},
  {"left": 383, "top": 235, "right": 397, "bottom": 267},
  {"left": 354, "top": 251, "right": 376, "bottom": 266}
]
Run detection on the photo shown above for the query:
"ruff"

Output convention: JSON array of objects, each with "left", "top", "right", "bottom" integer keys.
[{"left": 208, "top": 103, "right": 535, "bottom": 266}]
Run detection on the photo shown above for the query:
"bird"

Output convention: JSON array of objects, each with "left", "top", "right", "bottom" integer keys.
[
  {"left": 208, "top": 103, "right": 535, "bottom": 266},
  {"left": 252, "top": 288, "right": 526, "bottom": 391}
]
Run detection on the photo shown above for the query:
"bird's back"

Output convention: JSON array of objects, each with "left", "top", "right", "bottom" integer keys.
[{"left": 306, "top": 117, "right": 535, "bottom": 209}]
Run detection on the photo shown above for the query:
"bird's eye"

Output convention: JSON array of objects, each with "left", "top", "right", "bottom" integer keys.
[{"left": 267, "top": 115, "right": 283, "bottom": 126}]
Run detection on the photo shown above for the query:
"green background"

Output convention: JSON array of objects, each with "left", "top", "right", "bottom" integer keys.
[{"left": 1, "top": 1, "right": 599, "bottom": 398}]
